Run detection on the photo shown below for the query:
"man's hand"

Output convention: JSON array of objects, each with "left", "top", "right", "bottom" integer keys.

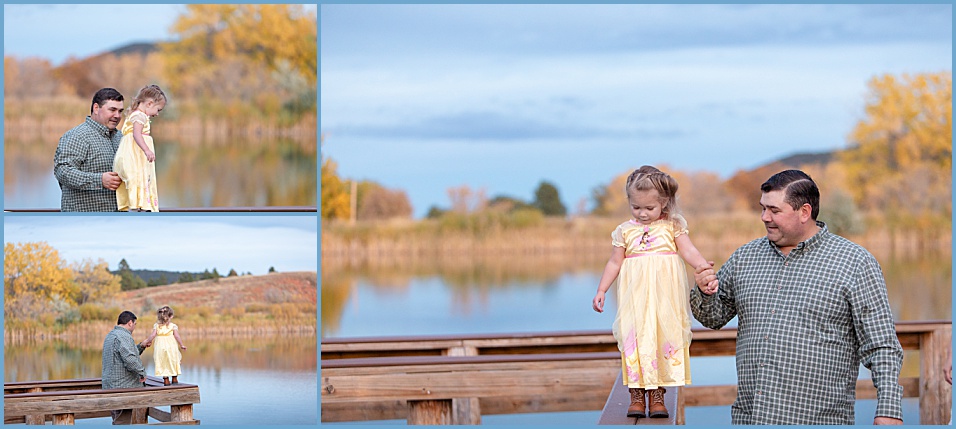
[
  {"left": 874, "top": 417, "right": 903, "bottom": 425},
  {"left": 102, "top": 172, "right": 121, "bottom": 190},
  {"left": 139, "top": 376, "right": 146, "bottom": 383},
  {"left": 694, "top": 262, "right": 718, "bottom": 295}
]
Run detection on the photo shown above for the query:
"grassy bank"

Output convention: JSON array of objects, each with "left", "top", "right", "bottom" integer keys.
[{"left": 322, "top": 212, "right": 951, "bottom": 270}]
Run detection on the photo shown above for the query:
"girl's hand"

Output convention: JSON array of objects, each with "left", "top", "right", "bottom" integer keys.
[
  {"left": 180, "top": 345, "right": 187, "bottom": 350},
  {"left": 145, "top": 149, "right": 156, "bottom": 162},
  {"left": 592, "top": 292, "right": 605, "bottom": 313}
]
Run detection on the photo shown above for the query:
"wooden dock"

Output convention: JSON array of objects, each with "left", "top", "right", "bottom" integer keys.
[
  {"left": 5, "top": 375, "right": 200, "bottom": 425},
  {"left": 322, "top": 320, "right": 951, "bottom": 425}
]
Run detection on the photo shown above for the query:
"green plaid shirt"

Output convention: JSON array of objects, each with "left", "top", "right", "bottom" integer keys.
[
  {"left": 690, "top": 222, "right": 903, "bottom": 424},
  {"left": 53, "top": 117, "right": 122, "bottom": 211},
  {"left": 101, "top": 326, "right": 147, "bottom": 390}
]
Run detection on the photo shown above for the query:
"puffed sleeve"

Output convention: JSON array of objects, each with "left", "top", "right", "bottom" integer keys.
[
  {"left": 611, "top": 224, "right": 625, "bottom": 248},
  {"left": 672, "top": 214, "right": 689, "bottom": 238}
]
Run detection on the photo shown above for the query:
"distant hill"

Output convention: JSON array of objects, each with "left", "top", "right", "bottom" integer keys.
[
  {"left": 110, "top": 269, "right": 210, "bottom": 286},
  {"left": 118, "top": 271, "right": 317, "bottom": 310},
  {"left": 108, "top": 42, "right": 159, "bottom": 57},
  {"left": 774, "top": 151, "right": 835, "bottom": 169}
]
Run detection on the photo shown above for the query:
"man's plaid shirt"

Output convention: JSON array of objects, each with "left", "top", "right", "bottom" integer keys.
[
  {"left": 690, "top": 222, "right": 903, "bottom": 424},
  {"left": 53, "top": 117, "right": 121, "bottom": 211},
  {"left": 101, "top": 326, "right": 146, "bottom": 390}
]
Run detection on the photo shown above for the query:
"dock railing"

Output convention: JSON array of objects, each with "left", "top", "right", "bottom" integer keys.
[
  {"left": 321, "top": 320, "right": 951, "bottom": 425},
  {"left": 4, "top": 375, "right": 201, "bottom": 425}
]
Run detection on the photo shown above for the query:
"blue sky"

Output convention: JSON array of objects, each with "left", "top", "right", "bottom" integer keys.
[
  {"left": 3, "top": 216, "right": 317, "bottom": 274},
  {"left": 321, "top": 4, "right": 952, "bottom": 218},
  {"left": 3, "top": 4, "right": 318, "bottom": 66}
]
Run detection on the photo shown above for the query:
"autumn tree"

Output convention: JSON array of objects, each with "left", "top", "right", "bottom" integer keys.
[
  {"left": 532, "top": 181, "right": 567, "bottom": 217},
  {"left": 321, "top": 157, "right": 350, "bottom": 220},
  {"left": 72, "top": 258, "right": 122, "bottom": 305},
  {"left": 161, "top": 4, "right": 316, "bottom": 119},
  {"left": 4, "top": 242, "right": 76, "bottom": 324},
  {"left": 591, "top": 171, "right": 630, "bottom": 217},
  {"left": 840, "top": 72, "right": 952, "bottom": 229},
  {"left": 356, "top": 182, "right": 413, "bottom": 221}
]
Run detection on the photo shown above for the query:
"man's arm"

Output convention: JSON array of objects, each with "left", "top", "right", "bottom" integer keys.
[
  {"left": 118, "top": 334, "right": 147, "bottom": 379},
  {"left": 850, "top": 254, "right": 904, "bottom": 423},
  {"left": 689, "top": 255, "right": 738, "bottom": 330},
  {"left": 53, "top": 132, "right": 104, "bottom": 190}
]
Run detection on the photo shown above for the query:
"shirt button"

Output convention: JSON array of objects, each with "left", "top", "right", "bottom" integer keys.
[
  {"left": 771, "top": 310, "right": 775, "bottom": 314},
  {"left": 764, "top": 335, "right": 768, "bottom": 340}
]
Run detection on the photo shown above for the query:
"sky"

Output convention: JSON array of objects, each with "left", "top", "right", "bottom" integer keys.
[
  {"left": 3, "top": 4, "right": 318, "bottom": 66},
  {"left": 321, "top": 4, "right": 952, "bottom": 218},
  {"left": 3, "top": 216, "right": 318, "bottom": 274}
]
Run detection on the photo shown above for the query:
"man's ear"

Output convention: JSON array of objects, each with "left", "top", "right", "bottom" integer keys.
[{"left": 800, "top": 203, "right": 813, "bottom": 223}]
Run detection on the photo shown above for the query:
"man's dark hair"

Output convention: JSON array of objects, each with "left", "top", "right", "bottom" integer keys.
[
  {"left": 91, "top": 88, "right": 124, "bottom": 115},
  {"left": 117, "top": 310, "right": 137, "bottom": 325},
  {"left": 760, "top": 170, "right": 820, "bottom": 220}
]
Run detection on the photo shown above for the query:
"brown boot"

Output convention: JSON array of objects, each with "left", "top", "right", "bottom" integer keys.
[
  {"left": 172, "top": 376, "right": 178, "bottom": 384},
  {"left": 648, "top": 387, "right": 668, "bottom": 418},
  {"left": 163, "top": 377, "right": 170, "bottom": 386},
  {"left": 626, "top": 388, "right": 646, "bottom": 418}
]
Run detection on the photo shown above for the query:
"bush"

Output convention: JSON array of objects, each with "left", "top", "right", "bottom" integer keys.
[{"left": 79, "top": 303, "right": 117, "bottom": 321}]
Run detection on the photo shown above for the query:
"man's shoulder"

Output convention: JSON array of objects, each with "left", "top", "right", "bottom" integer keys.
[
  {"left": 733, "top": 236, "right": 771, "bottom": 255},
  {"left": 60, "top": 121, "right": 95, "bottom": 141},
  {"left": 821, "top": 231, "right": 876, "bottom": 261}
]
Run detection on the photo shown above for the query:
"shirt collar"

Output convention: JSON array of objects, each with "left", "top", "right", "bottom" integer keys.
[
  {"left": 86, "top": 116, "right": 117, "bottom": 138},
  {"left": 772, "top": 220, "right": 828, "bottom": 254}
]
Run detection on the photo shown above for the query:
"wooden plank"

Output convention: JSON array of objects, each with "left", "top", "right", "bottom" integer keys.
[
  {"left": 149, "top": 406, "right": 172, "bottom": 422},
  {"left": 598, "top": 373, "right": 681, "bottom": 425},
  {"left": 149, "top": 419, "right": 201, "bottom": 425},
  {"left": 132, "top": 407, "right": 149, "bottom": 424},
  {"left": 407, "top": 399, "right": 452, "bottom": 425},
  {"left": 5, "top": 387, "right": 200, "bottom": 417},
  {"left": 322, "top": 351, "right": 620, "bottom": 370},
  {"left": 322, "top": 354, "right": 620, "bottom": 404}
]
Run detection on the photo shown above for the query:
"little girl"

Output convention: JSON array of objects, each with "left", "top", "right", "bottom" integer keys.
[
  {"left": 143, "top": 306, "right": 187, "bottom": 386},
  {"left": 592, "top": 165, "right": 716, "bottom": 419},
  {"left": 114, "top": 84, "right": 166, "bottom": 212}
]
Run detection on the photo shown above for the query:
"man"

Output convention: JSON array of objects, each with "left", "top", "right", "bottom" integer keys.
[
  {"left": 54, "top": 88, "right": 125, "bottom": 211},
  {"left": 102, "top": 310, "right": 151, "bottom": 425},
  {"left": 691, "top": 170, "right": 903, "bottom": 425}
]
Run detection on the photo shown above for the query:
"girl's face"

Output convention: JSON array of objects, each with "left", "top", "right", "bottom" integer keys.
[
  {"left": 628, "top": 189, "right": 664, "bottom": 225},
  {"left": 141, "top": 98, "right": 166, "bottom": 118}
]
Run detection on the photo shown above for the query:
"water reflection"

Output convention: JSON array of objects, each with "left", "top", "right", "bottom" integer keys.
[
  {"left": 5, "top": 335, "right": 317, "bottom": 425},
  {"left": 321, "top": 252, "right": 951, "bottom": 338},
  {"left": 4, "top": 137, "right": 316, "bottom": 209}
]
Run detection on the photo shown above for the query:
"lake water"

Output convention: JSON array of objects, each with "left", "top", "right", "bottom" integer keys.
[
  {"left": 4, "top": 138, "right": 316, "bottom": 209},
  {"left": 321, "top": 251, "right": 950, "bottom": 425},
  {"left": 5, "top": 335, "right": 317, "bottom": 425}
]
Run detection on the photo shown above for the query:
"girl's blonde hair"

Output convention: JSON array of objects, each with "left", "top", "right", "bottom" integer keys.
[
  {"left": 625, "top": 165, "right": 686, "bottom": 229},
  {"left": 130, "top": 84, "right": 167, "bottom": 113},
  {"left": 157, "top": 305, "right": 174, "bottom": 325}
]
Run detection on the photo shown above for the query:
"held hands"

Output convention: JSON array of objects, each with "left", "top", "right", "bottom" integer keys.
[
  {"left": 694, "top": 262, "right": 719, "bottom": 295},
  {"left": 102, "top": 172, "right": 121, "bottom": 190},
  {"left": 592, "top": 291, "right": 605, "bottom": 313}
]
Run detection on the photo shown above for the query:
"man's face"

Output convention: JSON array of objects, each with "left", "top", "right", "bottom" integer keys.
[
  {"left": 91, "top": 99, "right": 124, "bottom": 130},
  {"left": 759, "top": 189, "right": 807, "bottom": 251}
]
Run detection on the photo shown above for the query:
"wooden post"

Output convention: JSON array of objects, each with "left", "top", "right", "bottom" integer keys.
[
  {"left": 25, "top": 387, "right": 45, "bottom": 425},
  {"left": 919, "top": 325, "right": 952, "bottom": 424},
  {"left": 447, "top": 345, "right": 481, "bottom": 424},
  {"left": 132, "top": 407, "right": 148, "bottom": 424},
  {"left": 52, "top": 413, "right": 75, "bottom": 425},
  {"left": 170, "top": 404, "right": 194, "bottom": 422},
  {"left": 407, "top": 399, "right": 453, "bottom": 425},
  {"left": 676, "top": 386, "right": 685, "bottom": 425}
]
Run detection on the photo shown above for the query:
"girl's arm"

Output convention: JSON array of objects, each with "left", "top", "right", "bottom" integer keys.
[
  {"left": 593, "top": 245, "right": 625, "bottom": 313},
  {"left": 173, "top": 328, "right": 187, "bottom": 350},
  {"left": 131, "top": 120, "right": 156, "bottom": 162},
  {"left": 144, "top": 328, "right": 157, "bottom": 346},
  {"left": 675, "top": 233, "right": 718, "bottom": 291}
]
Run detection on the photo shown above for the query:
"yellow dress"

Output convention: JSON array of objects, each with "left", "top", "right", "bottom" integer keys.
[
  {"left": 610, "top": 216, "right": 693, "bottom": 389},
  {"left": 152, "top": 322, "right": 182, "bottom": 377},
  {"left": 114, "top": 110, "right": 159, "bottom": 211}
]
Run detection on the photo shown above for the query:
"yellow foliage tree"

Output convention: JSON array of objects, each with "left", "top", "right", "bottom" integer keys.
[
  {"left": 840, "top": 72, "right": 952, "bottom": 227},
  {"left": 322, "top": 157, "right": 350, "bottom": 220},
  {"left": 161, "top": 4, "right": 316, "bottom": 119},
  {"left": 72, "top": 258, "right": 122, "bottom": 305},
  {"left": 4, "top": 242, "right": 76, "bottom": 323}
]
